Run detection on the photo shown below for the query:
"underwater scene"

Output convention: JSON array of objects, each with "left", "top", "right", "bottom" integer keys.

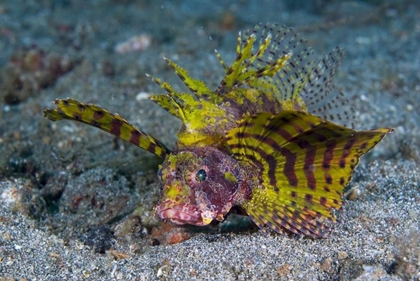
[{"left": 0, "top": 0, "right": 419, "bottom": 280}]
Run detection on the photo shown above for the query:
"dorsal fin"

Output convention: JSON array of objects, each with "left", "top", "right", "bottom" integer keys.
[
  {"left": 216, "top": 23, "right": 356, "bottom": 126},
  {"left": 300, "top": 47, "right": 355, "bottom": 128}
]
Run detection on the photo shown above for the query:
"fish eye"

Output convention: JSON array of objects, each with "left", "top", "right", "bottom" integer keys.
[{"left": 195, "top": 169, "right": 207, "bottom": 182}]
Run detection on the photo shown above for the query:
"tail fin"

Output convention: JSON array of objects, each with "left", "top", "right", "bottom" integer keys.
[{"left": 44, "top": 98, "right": 169, "bottom": 158}]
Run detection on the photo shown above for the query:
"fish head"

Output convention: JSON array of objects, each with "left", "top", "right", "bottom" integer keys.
[{"left": 155, "top": 147, "right": 248, "bottom": 226}]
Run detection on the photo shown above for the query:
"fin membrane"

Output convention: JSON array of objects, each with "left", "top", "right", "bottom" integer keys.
[
  {"left": 226, "top": 110, "right": 391, "bottom": 237},
  {"left": 216, "top": 23, "right": 355, "bottom": 126}
]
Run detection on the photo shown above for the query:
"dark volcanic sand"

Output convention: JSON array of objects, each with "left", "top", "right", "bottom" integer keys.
[{"left": 0, "top": 1, "right": 419, "bottom": 280}]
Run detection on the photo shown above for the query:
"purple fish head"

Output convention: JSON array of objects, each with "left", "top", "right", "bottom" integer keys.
[{"left": 155, "top": 147, "right": 253, "bottom": 226}]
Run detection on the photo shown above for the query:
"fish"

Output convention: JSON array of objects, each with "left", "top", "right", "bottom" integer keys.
[{"left": 44, "top": 23, "right": 392, "bottom": 237}]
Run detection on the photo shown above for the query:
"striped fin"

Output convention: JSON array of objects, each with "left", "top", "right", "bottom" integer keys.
[
  {"left": 216, "top": 27, "right": 291, "bottom": 94},
  {"left": 147, "top": 62, "right": 216, "bottom": 120},
  {"left": 163, "top": 58, "right": 213, "bottom": 99},
  {"left": 148, "top": 94, "right": 182, "bottom": 119},
  {"left": 146, "top": 74, "right": 189, "bottom": 120},
  {"left": 215, "top": 23, "right": 313, "bottom": 102},
  {"left": 299, "top": 47, "right": 355, "bottom": 127},
  {"left": 214, "top": 49, "right": 229, "bottom": 71},
  {"left": 238, "top": 23, "right": 314, "bottom": 102},
  {"left": 44, "top": 98, "right": 169, "bottom": 158},
  {"left": 226, "top": 111, "right": 391, "bottom": 237},
  {"left": 216, "top": 23, "right": 356, "bottom": 126}
]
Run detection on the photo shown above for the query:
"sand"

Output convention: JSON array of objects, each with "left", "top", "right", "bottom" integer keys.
[{"left": 0, "top": 0, "right": 419, "bottom": 280}]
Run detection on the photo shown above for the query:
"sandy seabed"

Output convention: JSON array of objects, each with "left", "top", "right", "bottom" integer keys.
[{"left": 1, "top": 0, "right": 419, "bottom": 280}]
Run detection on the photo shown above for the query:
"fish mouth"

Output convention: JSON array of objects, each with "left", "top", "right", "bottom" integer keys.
[{"left": 156, "top": 201, "right": 206, "bottom": 226}]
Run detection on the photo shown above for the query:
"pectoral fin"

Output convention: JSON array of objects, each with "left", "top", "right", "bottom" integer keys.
[
  {"left": 226, "top": 110, "right": 391, "bottom": 237},
  {"left": 44, "top": 98, "right": 169, "bottom": 158}
]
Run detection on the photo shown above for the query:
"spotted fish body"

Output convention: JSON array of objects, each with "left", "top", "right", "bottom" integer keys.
[{"left": 44, "top": 23, "right": 391, "bottom": 237}]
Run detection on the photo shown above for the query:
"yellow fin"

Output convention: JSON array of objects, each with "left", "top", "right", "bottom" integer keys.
[
  {"left": 226, "top": 111, "right": 392, "bottom": 237},
  {"left": 44, "top": 98, "right": 169, "bottom": 158},
  {"left": 164, "top": 58, "right": 213, "bottom": 99}
]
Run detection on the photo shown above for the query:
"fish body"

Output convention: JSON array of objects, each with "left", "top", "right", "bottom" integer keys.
[{"left": 44, "top": 23, "right": 391, "bottom": 237}]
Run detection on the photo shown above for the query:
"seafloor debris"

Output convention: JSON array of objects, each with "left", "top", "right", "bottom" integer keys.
[
  {"left": 151, "top": 222, "right": 192, "bottom": 245},
  {"left": 114, "top": 34, "right": 152, "bottom": 54},
  {"left": 393, "top": 227, "right": 420, "bottom": 279},
  {"left": 1, "top": 47, "right": 77, "bottom": 105}
]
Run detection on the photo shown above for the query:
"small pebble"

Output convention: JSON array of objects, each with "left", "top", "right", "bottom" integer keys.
[{"left": 136, "top": 92, "right": 150, "bottom": 101}]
